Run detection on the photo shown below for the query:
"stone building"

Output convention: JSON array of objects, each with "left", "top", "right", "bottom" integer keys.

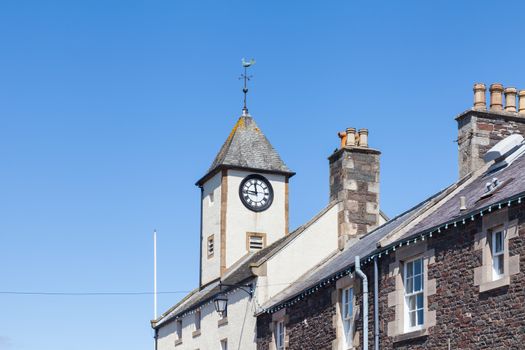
[
  {"left": 255, "top": 83, "right": 525, "bottom": 349},
  {"left": 151, "top": 106, "right": 387, "bottom": 349}
]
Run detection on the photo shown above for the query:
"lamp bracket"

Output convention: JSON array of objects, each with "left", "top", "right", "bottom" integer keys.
[{"left": 219, "top": 282, "right": 254, "bottom": 298}]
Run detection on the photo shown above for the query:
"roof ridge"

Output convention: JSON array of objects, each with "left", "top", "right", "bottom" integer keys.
[{"left": 378, "top": 163, "right": 490, "bottom": 247}]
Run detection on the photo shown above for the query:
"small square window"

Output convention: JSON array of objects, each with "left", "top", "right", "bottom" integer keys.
[
  {"left": 246, "top": 232, "right": 266, "bottom": 252},
  {"left": 249, "top": 236, "right": 263, "bottom": 250},
  {"left": 207, "top": 235, "right": 214, "bottom": 258}
]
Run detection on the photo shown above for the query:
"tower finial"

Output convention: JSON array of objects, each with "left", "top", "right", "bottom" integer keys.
[{"left": 240, "top": 58, "right": 255, "bottom": 116}]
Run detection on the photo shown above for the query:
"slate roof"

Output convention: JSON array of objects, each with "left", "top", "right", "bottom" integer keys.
[
  {"left": 153, "top": 248, "right": 271, "bottom": 328},
  {"left": 152, "top": 201, "right": 340, "bottom": 328},
  {"left": 196, "top": 115, "right": 294, "bottom": 185},
  {"left": 397, "top": 153, "right": 525, "bottom": 241},
  {"left": 260, "top": 147, "right": 525, "bottom": 312},
  {"left": 258, "top": 196, "right": 436, "bottom": 311},
  {"left": 152, "top": 281, "right": 219, "bottom": 328}
]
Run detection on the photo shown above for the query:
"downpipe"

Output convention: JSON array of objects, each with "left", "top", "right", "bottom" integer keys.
[
  {"left": 355, "top": 256, "right": 368, "bottom": 350},
  {"left": 374, "top": 256, "right": 379, "bottom": 350}
]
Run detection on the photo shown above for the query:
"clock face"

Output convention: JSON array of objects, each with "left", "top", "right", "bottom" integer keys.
[{"left": 239, "top": 174, "right": 274, "bottom": 212}]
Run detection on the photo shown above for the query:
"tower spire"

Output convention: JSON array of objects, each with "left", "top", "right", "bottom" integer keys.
[{"left": 240, "top": 58, "right": 255, "bottom": 116}]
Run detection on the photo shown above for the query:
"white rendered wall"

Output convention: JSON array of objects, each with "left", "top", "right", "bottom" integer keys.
[
  {"left": 201, "top": 172, "right": 222, "bottom": 285},
  {"left": 156, "top": 285, "right": 258, "bottom": 350},
  {"left": 225, "top": 170, "right": 287, "bottom": 269},
  {"left": 258, "top": 204, "right": 339, "bottom": 303}
]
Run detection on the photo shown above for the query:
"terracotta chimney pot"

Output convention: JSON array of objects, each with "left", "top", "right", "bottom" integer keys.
[
  {"left": 504, "top": 87, "right": 517, "bottom": 112},
  {"left": 358, "top": 128, "right": 368, "bottom": 147},
  {"left": 489, "top": 83, "right": 504, "bottom": 111},
  {"left": 346, "top": 127, "right": 356, "bottom": 147},
  {"left": 519, "top": 90, "right": 525, "bottom": 116},
  {"left": 473, "top": 83, "right": 487, "bottom": 110},
  {"left": 338, "top": 131, "right": 347, "bottom": 149}
]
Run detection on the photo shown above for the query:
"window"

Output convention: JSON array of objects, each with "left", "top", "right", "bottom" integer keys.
[
  {"left": 176, "top": 319, "right": 182, "bottom": 341},
  {"left": 491, "top": 230, "right": 504, "bottom": 280},
  {"left": 220, "top": 339, "right": 228, "bottom": 350},
  {"left": 209, "top": 191, "right": 215, "bottom": 205},
  {"left": 474, "top": 213, "right": 520, "bottom": 293},
  {"left": 246, "top": 232, "right": 266, "bottom": 252},
  {"left": 249, "top": 235, "right": 264, "bottom": 251},
  {"left": 404, "top": 258, "right": 424, "bottom": 331},
  {"left": 195, "top": 310, "right": 201, "bottom": 331},
  {"left": 207, "top": 235, "right": 214, "bottom": 258},
  {"left": 388, "top": 245, "right": 436, "bottom": 339},
  {"left": 275, "top": 320, "right": 285, "bottom": 350},
  {"left": 341, "top": 287, "right": 353, "bottom": 347}
]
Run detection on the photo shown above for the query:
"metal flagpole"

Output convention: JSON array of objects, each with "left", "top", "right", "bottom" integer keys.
[
  {"left": 153, "top": 229, "right": 158, "bottom": 350},
  {"left": 153, "top": 229, "right": 157, "bottom": 320}
]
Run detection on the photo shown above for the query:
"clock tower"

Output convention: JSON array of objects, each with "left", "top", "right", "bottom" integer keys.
[{"left": 196, "top": 113, "right": 294, "bottom": 286}]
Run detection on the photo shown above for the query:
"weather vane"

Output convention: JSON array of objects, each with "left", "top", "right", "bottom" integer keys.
[{"left": 240, "top": 58, "right": 256, "bottom": 116}]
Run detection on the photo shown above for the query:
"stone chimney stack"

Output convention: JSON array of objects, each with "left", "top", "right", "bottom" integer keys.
[
  {"left": 329, "top": 127, "right": 380, "bottom": 247},
  {"left": 457, "top": 82, "right": 525, "bottom": 178}
]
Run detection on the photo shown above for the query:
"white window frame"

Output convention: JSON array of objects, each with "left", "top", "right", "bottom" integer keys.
[
  {"left": 491, "top": 230, "right": 505, "bottom": 280},
  {"left": 404, "top": 257, "right": 424, "bottom": 332},
  {"left": 175, "top": 319, "right": 183, "bottom": 340},
  {"left": 275, "top": 320, "right": 285, "bottom": 350},
  {"left": 341, "top": 287, "right": 354, "bottom": 348}
]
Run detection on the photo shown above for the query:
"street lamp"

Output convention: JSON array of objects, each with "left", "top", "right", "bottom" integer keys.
[
  {"left": 214, "top": 295, "right": 228, "bottom": 316},
  {"left": 213, "top": 282, "right": 253, "bottom": 316}
]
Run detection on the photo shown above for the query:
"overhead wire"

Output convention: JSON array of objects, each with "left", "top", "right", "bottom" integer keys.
[
  {"left": 0, "top": 272, "right": 357, "bottom": 297},
  {"left": 0, "top": 291, "right": 191, "bottom": 296}
]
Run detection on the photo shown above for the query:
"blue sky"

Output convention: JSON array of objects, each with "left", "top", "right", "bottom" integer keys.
[{"left": 1, "top": 1, "right": 525, "bottom": 349}]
